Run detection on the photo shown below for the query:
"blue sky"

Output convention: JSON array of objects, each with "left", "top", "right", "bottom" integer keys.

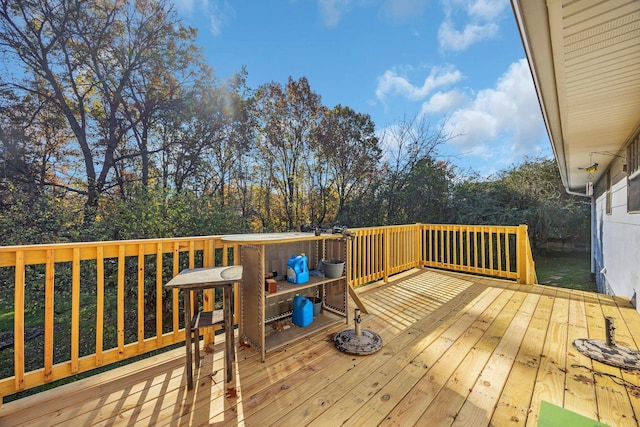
[{"left": 172, "top": 0, "right": 552, "bottom": 177}]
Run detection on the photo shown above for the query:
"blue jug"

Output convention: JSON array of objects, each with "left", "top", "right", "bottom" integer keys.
[
  {"left": 292, "top": 294, "right": 313, "bottom": 327},
  {"left": 287, "top": 254, "right": 309, "bottom": 284}
]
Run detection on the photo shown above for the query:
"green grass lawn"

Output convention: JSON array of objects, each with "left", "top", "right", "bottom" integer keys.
[{"left": 535, "top": 249, "right": 596, "bottom": 292}]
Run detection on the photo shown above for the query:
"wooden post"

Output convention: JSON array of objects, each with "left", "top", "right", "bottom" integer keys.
[
  {"left": 415, "top": 223, "right": 422, "bottom": 268},
  {"left": 96, "top": 246, "right": 105, "bottom": 364},
  {"left": 71, "top": 248, "right": 80, "bottom": 372},
  {"left": 137, "top": 244, "right": 145, "bottom": 354},
  {"left": 517, "top": 225, "right": 528, "bottom": 284},
  {"left": 117, "top": 245, "right": 125, "bottom": 359},
  {"left": 383, "top": 227, "right": 390, "bottom": 283},
  {"left": 14, "top": 250, "right": 25, "bottom": 393},
  {"left": 155, "top": 243, "right": 163, "bottom": 347},
  {"left": 44, "top": 249, "right": 54, "bottom": 382}
]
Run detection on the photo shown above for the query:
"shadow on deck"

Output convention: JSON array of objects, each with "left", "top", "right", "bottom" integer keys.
[{"left": 1, "top": 268, "right": 639, "bottom": 426}]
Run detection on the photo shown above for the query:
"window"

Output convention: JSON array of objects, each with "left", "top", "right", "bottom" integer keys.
[{"left": 628, "top": 134, "right": 640, "bottom": 213}]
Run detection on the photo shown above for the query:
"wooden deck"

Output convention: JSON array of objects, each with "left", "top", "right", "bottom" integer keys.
[{"left": 1, "top": 268, "right": 640, "bottom": 426}]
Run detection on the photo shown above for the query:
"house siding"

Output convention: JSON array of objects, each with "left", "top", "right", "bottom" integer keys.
[{"left": 593, "top": 159, "right": 640, "bottom": 312}]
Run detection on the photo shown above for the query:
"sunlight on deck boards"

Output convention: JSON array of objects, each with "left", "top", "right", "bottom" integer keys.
[{"left": 1, "top": 268, "right": 640, "bottom": 426}]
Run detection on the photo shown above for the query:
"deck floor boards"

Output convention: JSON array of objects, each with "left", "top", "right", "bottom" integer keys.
[
  {"left": 1, "top": 268, "right": 639, "bottom": 426},
  {"left": 491, "top": 285, "right": 550, "bottom": 426},
  {"left": 564, "top": 290, "right": 599, "bottom": 421}
]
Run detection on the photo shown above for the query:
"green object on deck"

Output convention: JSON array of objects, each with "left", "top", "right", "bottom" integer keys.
[{"left": 538, "top": 401, "right": 609, "bottom": 427}]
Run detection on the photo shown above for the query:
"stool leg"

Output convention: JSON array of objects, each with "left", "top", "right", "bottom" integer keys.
[
  {"left": 224, "top": 284, "right": 234, "bottom": 382},
  {"left": 184, "top": 291, "right": 193, "bottom": 390},
  {"left": 194, "top": 327, "right": 200, "bottom": 368}
]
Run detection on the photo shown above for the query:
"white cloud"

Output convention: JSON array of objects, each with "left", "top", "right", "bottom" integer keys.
[
  {"left": 318, "top": 0, "right": 352, "bottom": 27},
  {"left": 209, "top": 1, "right": 235, "bottom": 36},
  {"left": 375, "top": 66, "right": 463, "bottom": 103},
  {"left": 438, "top": 21, "right": 499, "bottom": 51},
  {"left": 380, "top": 0, "right": 428, "bottom": 21},
  {"left": 468, "top": 0, "right": 508, "bottom": 21},
  {"left": 319, "top": 0, "right": 429, "bottom": 28},
  {"left": 448, "top": 108, "right": 496, "bottom": 157},
  {"left": 172, "top": 0, "right": 195, "bottom": 15},
  {"left": 443, "top": 59, "right": 547, "bottom": 166},
  {"left": 438, "top": 0, "right": 508, "bottom": 52},
  {"left": 419, "top": 89, "right": 467, "bottom": 115},
  {"left": 171, "top": 0, "right": 234, "bottom": 36}
]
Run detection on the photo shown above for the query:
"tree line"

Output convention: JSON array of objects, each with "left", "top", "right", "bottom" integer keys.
[{"left": 0, "top": 0, "right": 589, "bottom": 250}]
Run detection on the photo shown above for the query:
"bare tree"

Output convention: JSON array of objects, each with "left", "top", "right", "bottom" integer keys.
[{"left": 379, "top": 114, "right": 453, "bottom": 223}]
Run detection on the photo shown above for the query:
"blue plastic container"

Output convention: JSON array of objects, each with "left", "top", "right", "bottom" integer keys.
[
  {"left": 287, "top": 254, "right": 309, "bottom": 284},
  {"left": 292, "top": 295, "right": 313, "bottom": 327}
]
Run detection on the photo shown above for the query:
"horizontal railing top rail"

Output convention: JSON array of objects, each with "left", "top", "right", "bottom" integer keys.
[
  {"left": 0, "top": 236, "right": 226, "bottom": 267},
  {"left": 0, "top": 223, "right": 535, "bottom": 403}
]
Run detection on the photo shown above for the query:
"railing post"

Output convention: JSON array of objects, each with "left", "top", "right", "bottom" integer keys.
[
  {"left": 415, "top": 223, "right": 422, "bottom": 268},
  {"left": 526, "top": 237, "right": 538, "bottom": 284},
  {"left": 383, "top": 227, "right": 390, "bottom": 283},
  {"left": 14, "top": 250, "right": 25, "bottom": 394},
  {"left": 517, "top": 225, "right": 528, "bottom": 284}
]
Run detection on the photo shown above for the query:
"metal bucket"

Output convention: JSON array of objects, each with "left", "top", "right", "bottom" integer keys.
[
  {"left": 310, "top": 296, "right": 322, "bottom": 316},
  {"left": 324, "top": 260, "right": 344, "bottom": 278}
]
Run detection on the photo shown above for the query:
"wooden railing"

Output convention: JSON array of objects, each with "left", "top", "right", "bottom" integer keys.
[
  {"left": 347, "top": 224, "right": 423, "bottom": 286},
  {"left": 346, "top": 224, "right": 536, "bottom": 287},
  {"left": 0, "top": 236, "right": 237, "bottom": 403},
  {"left": 0, "top": 223, "right": 536, "bottom": 402},
  {"left": 419, "top": 224, "right": 537, "bottom": 284}
]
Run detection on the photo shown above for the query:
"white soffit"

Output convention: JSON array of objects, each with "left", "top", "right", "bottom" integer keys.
[{"left": 513, "top": 0, "right": 640, "bottom": 192}]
